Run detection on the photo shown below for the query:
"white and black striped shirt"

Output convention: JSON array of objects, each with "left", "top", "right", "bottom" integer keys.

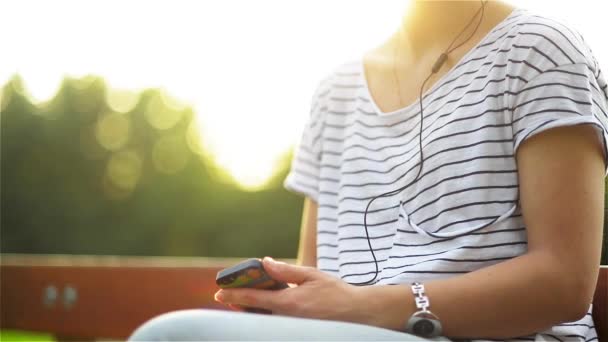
[{"left": 285, "top": 8, "right": 607, "bottom": 342}]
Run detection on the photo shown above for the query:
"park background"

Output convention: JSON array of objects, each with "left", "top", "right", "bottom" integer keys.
[
  {"left": 3, "top": 0, "right": 607, "bottom": 261},
  {"left": 1, "top": 2, "right": 608, "bottom": 339},
  {"left": 0, "top": 0, "right": 608, "bottom": 263}
]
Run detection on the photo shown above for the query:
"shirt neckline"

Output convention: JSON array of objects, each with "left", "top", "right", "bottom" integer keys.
[{"left": 359, "top": 7, "right": 522, "bottom": 117}]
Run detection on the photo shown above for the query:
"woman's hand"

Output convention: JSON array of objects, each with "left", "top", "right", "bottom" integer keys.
[{"left": 214, "top": 257, "right": 374, "bottom": 325}]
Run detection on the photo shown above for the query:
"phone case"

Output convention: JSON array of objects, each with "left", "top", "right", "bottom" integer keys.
[
  {"left": 216, "top": 258, "right": 288, "bottom": 314},
  {"left": 216, "top": 258, "right": 288, "bottom": 290}
]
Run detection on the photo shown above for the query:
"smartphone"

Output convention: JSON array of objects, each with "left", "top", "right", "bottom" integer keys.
[{"left": 216, "top": 258, "right": 288, "bottom": 313}]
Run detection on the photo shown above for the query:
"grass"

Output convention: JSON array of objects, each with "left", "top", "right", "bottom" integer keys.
[{"left": 0, "top": 330, "right": 54, "bottom": 342}]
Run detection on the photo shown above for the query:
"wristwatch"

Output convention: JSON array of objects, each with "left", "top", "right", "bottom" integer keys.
[{"left": 405, "top": 282, "right": 443, "bottom": 338}]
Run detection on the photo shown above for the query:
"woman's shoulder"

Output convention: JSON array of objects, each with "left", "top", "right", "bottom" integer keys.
[
  {"left": 505, "top": 8, "right": 599, "bottom": 70},
  {"left": 309, "top": 60, "right": 363, "bottom": 105}
]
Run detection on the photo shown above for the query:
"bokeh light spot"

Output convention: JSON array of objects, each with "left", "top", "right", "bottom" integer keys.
[
  {"left": 159, "top": 90, "right": 187, "bottom": 111},
  {"left": 152, "top": 135, "right": 190, "bottom": 174},
  {"left": 80, "top": 124, "right": 107, "bottom": 160},
  {"left": 105, "top": 88, "right": 139, "bottom": 113},
  {"left": 145, "top": 92, "right": 184, "bottom": 130},
  {"left": 95, "top": 112, "right": 131, "bottom": 151},
  {"left": 102, "top": 174, "right": 133, "bottom": 201},
  {"left": 70, "top": 77, "right": 104, "bottom": 116},
  {"left": 186, "top": 121, "right": 205, "bottom": 156},
  {"left": 71, "top": 75, "right": 97, "bottom": 91},
  {"left": 106, "top": 149, "right": 143, "bottom": 192}
]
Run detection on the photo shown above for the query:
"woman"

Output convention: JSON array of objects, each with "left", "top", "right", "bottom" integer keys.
[{"left": 130, "top": 1, "right": 606, "bottom": 340}]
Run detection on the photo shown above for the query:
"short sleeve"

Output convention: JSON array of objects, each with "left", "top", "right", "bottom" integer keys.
[
  {"left": 511, "top": 62, "right": 608, "bottom": 175},
  {"left": 283, "top": 80, "right": 330, "bottom": 201}
]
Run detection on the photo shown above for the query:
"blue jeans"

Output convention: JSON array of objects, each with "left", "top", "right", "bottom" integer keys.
[{"left": 128, "top": 309, "right": 452, "bottom": 341}]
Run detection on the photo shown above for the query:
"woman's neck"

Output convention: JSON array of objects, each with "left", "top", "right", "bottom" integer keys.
[
  {"left": 384, "top": 1, "right": 514, "bottom": 62},
  {"left": 364, "top": 1, "right": 515, "bottom": 75},
  {"left": 409, "top": 1, "right": 486, "bottom": 32},
  {"left": 401, "top": 1, "right": 489, "bottom": 52}
]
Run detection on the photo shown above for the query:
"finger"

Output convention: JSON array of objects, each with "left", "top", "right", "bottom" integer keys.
[
  {"left": 228, "top": 304, "right": 245, "bottom": 311},
  {"left": 262, "top": 257, "right": 320, "bottom": 285},
  {"left": 213, "top": 290, "right": 222, "bottom": 303},
  {"left": 216, "top": 288, "right": 281, "bottom": 311}
]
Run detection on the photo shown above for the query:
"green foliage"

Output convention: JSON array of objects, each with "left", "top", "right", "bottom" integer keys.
[{"left": 1, "top": 75, "right": 304, "bottom": 258}]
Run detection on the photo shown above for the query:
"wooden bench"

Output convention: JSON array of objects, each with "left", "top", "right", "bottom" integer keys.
[{"left": 1, "top": 254, "right": 606, "bottom": 341}]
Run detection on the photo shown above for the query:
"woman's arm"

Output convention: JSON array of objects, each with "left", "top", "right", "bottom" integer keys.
[
  {"left": 361, "top": 124, "right": 604, "bottom": 338},
  {"left": 296, "top": 198, "right": 318, "bottom": 267}
]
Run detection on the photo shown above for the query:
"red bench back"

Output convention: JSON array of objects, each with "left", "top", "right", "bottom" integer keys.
[{"left": 1, "top": 255, "right": 606, "bottom": 341}]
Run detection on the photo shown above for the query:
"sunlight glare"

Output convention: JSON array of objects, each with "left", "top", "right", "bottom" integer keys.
[
  {"left": 19, "top": 70, "right": 63, "bottom": 104},
  {"left": 2, "top": 0, "right": 607, "bottom": 189},
  {"left": 215, "top": 148, "right": 282, "bottom": 191}
]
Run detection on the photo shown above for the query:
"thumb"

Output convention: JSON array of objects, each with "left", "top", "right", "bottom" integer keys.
[{"left": 262, "top": 257, "right": 319, "bottom": 285}]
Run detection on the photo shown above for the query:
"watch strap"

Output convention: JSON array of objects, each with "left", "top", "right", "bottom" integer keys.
[{"left": 405, "top": 282, "right": 443, "bottom": 338}]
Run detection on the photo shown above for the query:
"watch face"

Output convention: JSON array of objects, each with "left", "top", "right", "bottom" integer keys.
[{"left": 413, "top": 318, "right": 435, "bottom": 336}]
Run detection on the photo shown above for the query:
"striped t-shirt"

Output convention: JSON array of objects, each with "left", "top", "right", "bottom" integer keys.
[{"left": 284, "top": 8, "right": 607, "bottom": 342}]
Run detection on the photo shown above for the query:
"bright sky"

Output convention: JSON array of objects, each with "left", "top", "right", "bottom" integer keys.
[{"left": 2, "top": 0, "right": 607, "bottom": 189}]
